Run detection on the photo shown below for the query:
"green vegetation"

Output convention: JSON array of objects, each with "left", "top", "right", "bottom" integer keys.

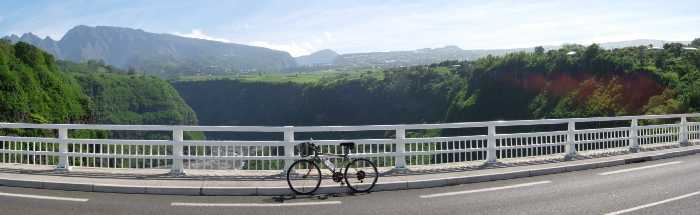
[
  {"left": 174, "top": 65, "right": 457, "bottom": 127},
  {"left": 0, "top": 41, "right": 90, "bottom": 124},
  {"left": 60, "top": 60, "right": 198, "bottom": 125},
  {"left": 0, "top": 40, "right": 200, "bottom": 138},
  {"left": 173, "top": 69, "right": 383, "bottom": 84},
  {"left": 174, "top": 41, "right": 700, "bottom": 129},
  {"left": 4, "top": 36, "right": 700, "bottom": 138}
]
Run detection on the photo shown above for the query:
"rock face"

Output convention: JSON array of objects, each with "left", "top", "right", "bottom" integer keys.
[
  {"left": 3, "top": 25, "right": 298, "bottom": 76},
  {"left": 295, "top": 49, "right": 339, "bottom": 66}
]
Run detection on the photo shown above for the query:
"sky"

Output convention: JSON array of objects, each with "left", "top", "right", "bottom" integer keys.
[{"left": 0, "top": 0, "right": 699, "bottom": 57}]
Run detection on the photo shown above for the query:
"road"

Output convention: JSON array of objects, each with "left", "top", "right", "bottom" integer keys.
[{"left": 1, "top": 154, "right": 699, "bottom": 215}]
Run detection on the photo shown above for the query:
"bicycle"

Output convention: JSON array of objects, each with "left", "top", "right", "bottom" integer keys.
[{"left": 286, "top": 141, "right": 379, "bottom": 195}]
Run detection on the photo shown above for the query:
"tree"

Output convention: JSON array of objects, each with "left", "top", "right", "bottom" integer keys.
[
  {"left": 692, "top": 38, "right": 700, "bottom": 47},
  {"left": 664, "top": 43, "right": 684, "bottom": 56},
  {"left": 127, "top": 66, "right": 136, "bottom": 75},
  {"left": 534, "top": 46, "right": 545, "bottom": 55}
]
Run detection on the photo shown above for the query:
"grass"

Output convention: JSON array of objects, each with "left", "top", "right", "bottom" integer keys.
[{"left": 172, "top": 69, "right": 384, "bottom": 84}]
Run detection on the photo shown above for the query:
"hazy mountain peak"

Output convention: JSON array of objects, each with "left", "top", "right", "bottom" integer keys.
[
  {"left": 295, "top": 49, "right": 339, "bottom": 66},
  {"left": 441, "top": 45, "right": 462, "bottom": 50},
  {"left": 19, "top": 32, "right": 41, "bottom": 41},
  {"left": 7, "top": 25, "right": 297, "bottom": 76},
  {"left": 313, "top": 49, "right": 339, "bottom": 55},
  {"left": 3, "top": 34, "right": 20, "bottom": 42}
]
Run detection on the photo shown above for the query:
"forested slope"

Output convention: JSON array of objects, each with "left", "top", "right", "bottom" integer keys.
[
  {"left": 60, "top": 60, "right": 197, "bottom": 125},
  {"left": 0, "top": 41, "right": 90, "bottom": 123},
  {"left": 0, "top": 40, "right": 198, "bottom": 127},
  {"left": 174, "top": 42, "right": 700, "bottom": 126}
]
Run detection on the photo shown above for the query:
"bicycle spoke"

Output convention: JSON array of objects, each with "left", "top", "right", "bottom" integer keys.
[
  {"left": 287, "top": 159, "right": 322, "bottom": 195},
  {"left": 344, "top": 158, "right": 378, "bottom": 193}
]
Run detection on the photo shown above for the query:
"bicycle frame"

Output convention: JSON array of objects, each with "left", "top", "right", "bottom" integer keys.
[{"left": 308, "top": 149, "right": 351, "bottom": 174}]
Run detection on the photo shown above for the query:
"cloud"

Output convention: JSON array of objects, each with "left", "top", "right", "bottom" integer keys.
[
  {"left": 249, "top": 41, "right": 314, "bottom": 57},
  {"left": 323, "top": 32, "right": 334, "bottom": 42},
  {"left": 173, "top": 29, "right": 231, "bottom": 43},
  {"left": 249, "top": 31, "right": 337, "bottom": 56}
]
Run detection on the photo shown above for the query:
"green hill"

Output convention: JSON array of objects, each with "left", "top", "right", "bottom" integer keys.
[
  {"left": 0, "top": 41, "right": 90, "bottom": 123},
  {"left": 0, "top": 40, "right": 199, "bottom": 137}
]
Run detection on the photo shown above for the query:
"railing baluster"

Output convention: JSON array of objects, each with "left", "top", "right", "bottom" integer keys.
[
  {"left": 629, "top": 118, "right": 640, "bottom": 152},
  {"left": 55, "top": 127, "right": 71, "bottom": 171},
  {"left": 394, "top": 128, "right": 407, "bottom": 169},
  {"left": 565, "top": 120, "right": 576, "bottom": 160},
  {"left": 283, "top": 126, "right": 295, "bottom": 173},
  {"left": 170, "top": 128, "right": 185, "bottom": 175},
  {"left": 680, "top": 115, "right": 689, "bottom": 146},
  {"left": 486, "top": 124, "right": 497, "bottom": 163}
]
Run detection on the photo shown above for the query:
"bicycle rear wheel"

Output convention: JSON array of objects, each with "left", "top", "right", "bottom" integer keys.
[
  {"left": 286, "top": 159, "right": 322, "bottom": 195},
  {"left": 344, "top": 158, "right": 378, "bottom": 193}
]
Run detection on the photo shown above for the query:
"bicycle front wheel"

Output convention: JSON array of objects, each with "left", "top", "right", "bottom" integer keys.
[
  {"left": 344, "top": 158, "right": 378, "bottom": 193},
  {"left": 286, "top": 159, "right": 322, "bottom": 195}
]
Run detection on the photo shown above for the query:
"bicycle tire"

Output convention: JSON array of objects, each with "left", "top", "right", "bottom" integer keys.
[
  {"left": 344, "top": 158, "right": 378, "bottom": 193},
  {"left": 286, "top": 159, "right": 322, "bottom": 195}
]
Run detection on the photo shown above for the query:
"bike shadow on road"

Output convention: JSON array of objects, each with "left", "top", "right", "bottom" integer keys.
[{"left": 270, "top": 192, "right": 371, "bottom": 202}]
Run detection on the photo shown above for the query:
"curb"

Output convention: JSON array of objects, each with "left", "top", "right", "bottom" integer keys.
[{"left": 1, "top": 147, "right": 698, "bottom": 196}]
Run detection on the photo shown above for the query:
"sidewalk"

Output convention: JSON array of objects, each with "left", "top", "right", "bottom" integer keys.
[{"left": 1, "top": 145, "right": 699, "bottom": 196}]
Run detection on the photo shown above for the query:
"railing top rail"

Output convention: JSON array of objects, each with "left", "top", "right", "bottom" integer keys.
[
  {"left": 1, "top": 113, "right": 699, "bottom": 132},
  {"left": 0, "top": 123, "right": 173, "bottom": 131}
]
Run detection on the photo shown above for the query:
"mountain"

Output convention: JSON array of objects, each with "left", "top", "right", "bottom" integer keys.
[
  {"left": 5, "top": 33, "right": 62, "bottom": 57},
  {"left": 3, "top": 26, "right": 689, "bottom": 74},
  {"left": 332, "top": 45, "right": 530, "bottom": 69},
  {"left": 3, "top": 25, "right": 297, "bottom": 77},
  {"left": 294, "top": 49, "right": 339, "bottom": 66},
  {"left": 597, "top": 39, "right": 688, "bottom": 49},
  {"left": 326, "top": 40, "right": 689, "bottom": 69}
]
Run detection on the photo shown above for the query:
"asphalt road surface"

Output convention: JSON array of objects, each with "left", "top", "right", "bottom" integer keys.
[{"left": 1, "top": 154, "right": 699, "bottom": 215}]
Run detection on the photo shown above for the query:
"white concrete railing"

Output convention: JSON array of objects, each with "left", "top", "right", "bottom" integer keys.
[{"left": 1, "top": 113, "right": 699, "bottom": 175}]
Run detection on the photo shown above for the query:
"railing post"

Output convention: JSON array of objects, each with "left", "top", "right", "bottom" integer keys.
[
  {"left": 394, "top": 128, "right": 407, "bottom": 169},
  {"left": 55, "top": 127, "right": 71, "bottom": 171},
  {"left": 283, "top": 126, "right": 295, "bottom": 174},
  {"left": 629, "top": 119, "right": 640, "bottom": 153},
  {"left": 486, "top": 124, "right": 497, "bottom": 163},
  {"left": 680, "top": 116, "right": 689, "bottom": 146},
  {"left": 564, "top": 120, "right": 576, "bottom": 160},
  {"left": 169, "top": 127, "right": 185, "bottom": 176}
]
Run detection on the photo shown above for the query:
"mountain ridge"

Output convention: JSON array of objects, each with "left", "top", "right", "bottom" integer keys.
[
  {"left": 3, "top": 25, "right": 297, "bottom": 77},
  {"left": 3, "top": 25, "right": 691, "bottom": 73},
  {"left": 294, "top": 49, "right": 339, "bottom": 66},
  {"left": 297, "top": 39, "right": 689, "bottom": 69}
]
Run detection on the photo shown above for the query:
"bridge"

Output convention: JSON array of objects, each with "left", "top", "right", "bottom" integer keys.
[{"left": 1, "top": 113, "right": 700, "bottom": 214}]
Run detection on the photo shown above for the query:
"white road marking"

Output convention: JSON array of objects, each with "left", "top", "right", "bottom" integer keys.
[
  {"left": 605, "top": 190, "right": 700, "bottom": 215},
  {"left": 0, "top": 191, "right": 89, "bottom": 202},
  {"left": 171, "top": 201, "right": 342, "bottom": 207},
  {"left": 598, "top": 161, "right": 683, "bottom": 176},
  {"left": 419, "top": 180, "right": 552, "bottom": 198}
]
